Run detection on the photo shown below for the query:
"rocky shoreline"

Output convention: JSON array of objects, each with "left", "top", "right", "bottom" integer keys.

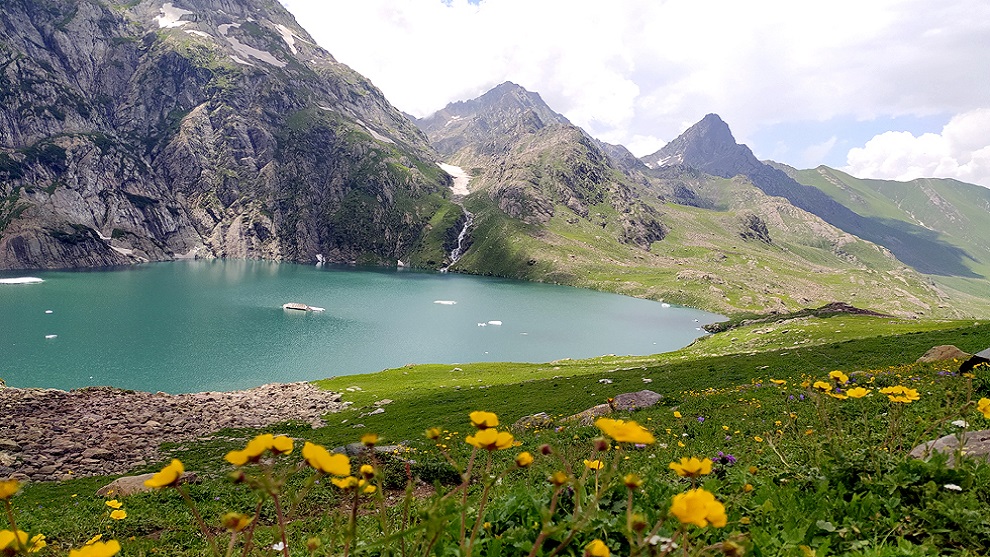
[{"left": 0, "top": 382, "right": 347, "bottom": 482}]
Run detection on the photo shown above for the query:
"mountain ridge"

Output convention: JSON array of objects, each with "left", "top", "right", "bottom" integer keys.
[{"left": 0, "top": 0, "right": 460, "bottom": 270}]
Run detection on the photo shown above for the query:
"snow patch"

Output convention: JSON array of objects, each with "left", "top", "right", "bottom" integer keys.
[
  {"left": 230, "top": 55, "right": 255, "bottom": 67},
  {"left": 218, "top": 23, "right": 286, "bottom": 68},
  {"left": 438, "top": 163, "right": 471, "bottom": 196},
  {"left": 355, "top": 119, "right": 395, "bottom": 144},
  {"left": 274, "top": 24, "right": 298, "bottom": 54},
  {"left": 156, "top": 3, "right": 193, "bottom": 28},
  {"left": 184, "top": 30, "right": 211, "bottom": 39}
]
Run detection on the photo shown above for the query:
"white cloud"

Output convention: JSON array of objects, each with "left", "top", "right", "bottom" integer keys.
[
  {"left": 278, "top": 0, "right": 990, "bottom": 172},
  {"left": 844, "top": 109, "right": 990, "bottom": 187}
]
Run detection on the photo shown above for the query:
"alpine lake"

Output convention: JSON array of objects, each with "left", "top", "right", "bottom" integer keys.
[{"left": 1, "top": 260, "right": 723, "bottom": 393}]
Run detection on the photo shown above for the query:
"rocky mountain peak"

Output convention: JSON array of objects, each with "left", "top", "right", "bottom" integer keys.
[
  {"left": 416, "top": 82, "right": 570, "bottom": 158},
  {"left": 643, "top": 113, "right": 761, "bottom": 176}
]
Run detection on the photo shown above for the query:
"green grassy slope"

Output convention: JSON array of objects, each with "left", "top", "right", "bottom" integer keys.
[
  {"left": 453, "top": 172, "right": 990, "bottom": 319},
  {"left": 792, "top": 167, "right": 990, "bottom": 295}
]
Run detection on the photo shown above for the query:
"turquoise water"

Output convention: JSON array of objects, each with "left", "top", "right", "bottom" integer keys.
[{"left": 0, "top": 261, "right": 722, "bottom": 393}]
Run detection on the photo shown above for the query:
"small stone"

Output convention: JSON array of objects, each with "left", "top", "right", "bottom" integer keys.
[{"left": 910, "top": 430, "right": 990, "bottom": 467}]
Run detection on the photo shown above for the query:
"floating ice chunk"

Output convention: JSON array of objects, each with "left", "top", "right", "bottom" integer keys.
[
  {"left": 487, "top": 320, "right": 502, "bottom": 326},
  {"left": 45, "top": 310, "right": 53, "bottom": 314},
  {"left": 477, "top": 323, "right": 487, "bottom": 327},
  {"left": 309, "top": 307, "right": 325, "bottom": 312},
  {"left": 661, "top": 303, "right": 671, "bottom": 308},
  {"left": 45, "top": 334, "right": 57, "bottom": 339},
  {"left": 434, "top": 300, "right": 457, "bottom": 305},
  {"left": 0, "top": 277, "right": 43, "bottom": 284}
]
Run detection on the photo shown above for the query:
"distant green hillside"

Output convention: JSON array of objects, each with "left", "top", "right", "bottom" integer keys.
[{"left": 791, "top": 166, "right": 990, "bottom": 298}]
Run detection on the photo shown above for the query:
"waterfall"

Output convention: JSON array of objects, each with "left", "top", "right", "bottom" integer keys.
[{"left": 441, "top": 207, "right": 473, "bottom": 273}]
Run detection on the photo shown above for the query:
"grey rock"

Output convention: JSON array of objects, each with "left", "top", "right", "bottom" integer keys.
[
  {"left": 96, "top": 471, "right": 200, "bottom": 497},
  {"left": 910, "top": 430, "right": 990, "bottom": 467},
  {"left": 512, "top": 412, "right": 554, "bottom": 431},
  {"left": 561, "top": 404, "right": 613, "bottom": 427},
  {"left": 917, "top": 345, "right": 971, "bottom": 363},
  {"left": 0, "top": 439, "right": 21, "bottom": 452},
  {"left": 612, "top": 390, "right": 663, "bottom": 411}
]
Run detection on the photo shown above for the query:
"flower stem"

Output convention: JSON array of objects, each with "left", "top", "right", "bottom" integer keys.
[
  {"left": 272, "top": 493, "right": 290, "bottom": 557},
  {"left": 177, "top": 485, "right": 219, "bottom": 556}
]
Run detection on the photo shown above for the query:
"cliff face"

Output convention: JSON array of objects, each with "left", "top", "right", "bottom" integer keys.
[{"left": 0, "top": 0, "right": 453, "bottom": 270}]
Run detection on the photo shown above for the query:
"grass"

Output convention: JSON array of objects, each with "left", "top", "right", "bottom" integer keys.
[{"left": 4, "top": 316, "right": 990, "bottom": 555}]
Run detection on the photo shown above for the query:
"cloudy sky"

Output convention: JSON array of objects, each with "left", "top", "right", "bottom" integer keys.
[{"left": 278, "top": 0, "right": 990, "bottom": 187}]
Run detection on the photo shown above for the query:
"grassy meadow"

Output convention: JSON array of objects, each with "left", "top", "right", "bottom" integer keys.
[{"left": 3, "top": 316, "right": 990, "bottom": 556}]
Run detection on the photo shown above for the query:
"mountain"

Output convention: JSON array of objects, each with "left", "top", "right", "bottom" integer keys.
[
  {"left": 643, "top": 115, "right": 979, "bottom": 278},
  {"left": 415, "top": 85, "right": 980, "bottom": 318},
  {"left": 0, "top": 0, "right": 458, "bottom": 270},
  {"left": 416, "top": 81, "right": 666, "bottom": 247},
  {"left": 788, "top": 166, "right": 990, "bottom": 297}
]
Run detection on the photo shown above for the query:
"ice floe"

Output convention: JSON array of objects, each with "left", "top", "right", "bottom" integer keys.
[
  {"left": 0, "top": 277, "right": 43, "bottom": 284},
  {"left": 433, "top": 300, "right": 457, "bottom": 305}
]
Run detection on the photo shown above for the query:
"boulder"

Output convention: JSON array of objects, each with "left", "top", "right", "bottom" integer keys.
[
  {"left": 612, "top": 390, "right": 662, "bottom": 411},
  {"left": 917, "top": 345, "right": 970, "bottom": 363},
  {"left": 512, "top": 412, "right": 554, "bottom": 431},
  {"left": 561, "top": 404, "right": 612, "bottom": 427},
  {"left": 909, "top": 430, "right": 990, "bottom": 467},
  {"left": 96, "top": 471, "right": 199, "bottom": 497}
]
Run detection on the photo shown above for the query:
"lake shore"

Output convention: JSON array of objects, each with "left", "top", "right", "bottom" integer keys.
[{"left": 0, "top": 382, "right": 346, "bottom": 482}]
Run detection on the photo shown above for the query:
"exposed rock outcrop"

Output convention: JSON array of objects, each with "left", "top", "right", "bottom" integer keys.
[
  {"left": 0, "top": 382, "right": 345, "bottom": 482},
  {"left": 0, "top": 0, "right": 457, "bottom": 271}
]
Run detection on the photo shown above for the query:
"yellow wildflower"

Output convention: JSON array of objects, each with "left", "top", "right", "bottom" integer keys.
[
  {"left": 515, "top": 452, "right": 534, "bottom": 468},
  {"left": 800, "top": 380, "right": 810, "bottom": 388},
  {"left": 740, "top": 516, "right": 751, "bottom": 525},
  {"left": 359, "top": 464, "right": 375, "bottom": 480},
  {"left": 669, "top": 488, "right": 727, "bottom": 528},
  {"left": 669, "top": 456, "right": 713, "bottom": 478},
  {"left": 673, "top": 411, "right": 682, "bottom": 418},
  {"left": 144, "top": 459, "right": 184, "bottom": 488},
  {"left": 425, "top": 427, "right": 441, "bottom": 440},
  {"left": 85, "top": 535, "right": 103, "bottom": 545},
  {"left": 846, "top": 387, "right": 871, "bottom": 398},
  {"left": 812, "top": 381, "right": 831, "bottom": 392},
  {"left": 977, "top": 398, "right": 990, "bottom": 419},
  {"left": 221, "top": 512, "right": 253, "bottom": 532},
  {"left": 829, "top": 370, "right": 849, "bottom": 384},
  {"left": 360, "top": 479, "right": 376, "bottom": 494},
  {"left": 743, "top": 483, "right": 754, "bottom": 492},
  {"left": 68, "top": 539, "right": 121, "bottom": 557},
  {"left": 880, "top": 385, "right": 920, "bottom": 403},
  {"left": 0, "top": 479, "right": 19, "bottom": 500},
  {"left": 770, "top": 379, "right": 786, "bottom": 386},
  {"left": 753, "top": 436, "right": 764, "bottom": 443},
  {"left": 594, "top": 418, "right": 655, "bottom": 444},
  {"left": 271, "top": 435, "right": 293, "bottom": 455},
  {"left": 623, "top": 473, "right": 644, "bottom": 489},
  {"left": 0, "top": 530, "right": 28, "bottom": 551},
  {"left": 301, "top": 442, "right": 351, "bottom": 476},
  {"left": 827, "top": 392, "right": 848, "bottom": 400},
  {"left": 331, "top": 476, "right": 359, "bottom": 490},
  {"left": 469, "top": 411, "right": 499, "bottom": 429},
  {"left": 28, "top": 533, "right": 46, "bottom": 552},
  {"left": 360, "top": 433, "right": 379, "bottom": 447},
  {"left": 105, "top": 500, "right": 123, "bottom": 509},
  {"left": 465, "top": 428, "right": 514, "bottom": 450},
  {"left": 584, "top": 539, "right": 610, "bottom": 557},
  {"left": 109, "top": 509, "right": 126, "bottom": 520},
  {"left": 584, "top": 459, "right": 604, "bottom": 471},
  {"left": 549, "top": 471, "right": 569, "bottom": 486}
]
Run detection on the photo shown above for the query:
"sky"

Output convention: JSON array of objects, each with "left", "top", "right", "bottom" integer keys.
[{"left": 277, "top": 0, "right": 990, "bottom": 187}]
